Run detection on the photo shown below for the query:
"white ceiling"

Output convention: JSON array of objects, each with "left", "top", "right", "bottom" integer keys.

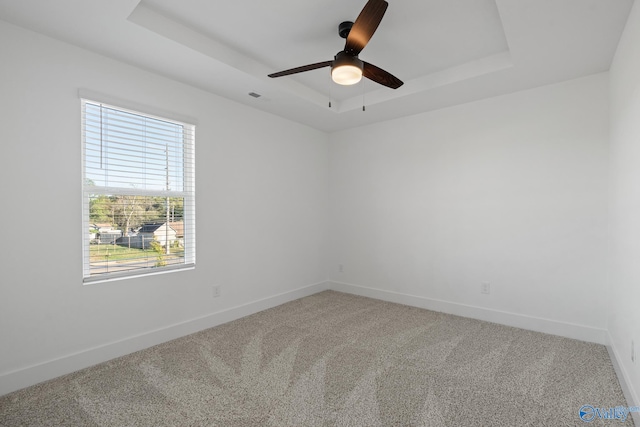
[{"left": 0, "top": 0, "right": 633, "bottom": 132}]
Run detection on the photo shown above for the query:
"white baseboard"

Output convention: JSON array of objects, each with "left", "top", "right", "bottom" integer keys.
[
  {"left": 328, "top": 281, "right": 607, "bottom": 344},
  {"left": 606, "top": 332, "right": 640, "bottom": 424},
  {"left": 0, "top": 281, "right": 330, "bottom": 397},
  {"left": 0, "top": 280, "right": 621, "bottom": 401}
]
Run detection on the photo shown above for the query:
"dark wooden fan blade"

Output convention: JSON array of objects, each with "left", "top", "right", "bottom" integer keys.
[
  {"left": 345, "top": 0, "right": 388, "bottom": 55},
  {"left": 268, "top": 61, "right": 332, "bottom": 78},
  {"left": 363, "top": 61, "right": 403, "bottom": 89}
]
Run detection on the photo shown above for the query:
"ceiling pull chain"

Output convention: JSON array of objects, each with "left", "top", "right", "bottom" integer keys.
[
  {"left": 362, "top": 78, "right": 366, "bottom": 112},
  {"left": 329, "top": 72, "right": 333, "bottom": 108}
]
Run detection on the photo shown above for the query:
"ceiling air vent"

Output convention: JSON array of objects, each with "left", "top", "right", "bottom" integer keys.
[{"left": 248, "top": 92, "right": 261, "bottom": 98}]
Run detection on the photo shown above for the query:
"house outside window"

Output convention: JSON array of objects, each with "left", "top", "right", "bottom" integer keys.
[{"left": 81, "top": 99, "right": 195, "bottom": 283}]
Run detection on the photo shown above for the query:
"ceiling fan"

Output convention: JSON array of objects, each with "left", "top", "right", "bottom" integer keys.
[{"left": 268, "top": 0, "right": 403, "bottom": 89}]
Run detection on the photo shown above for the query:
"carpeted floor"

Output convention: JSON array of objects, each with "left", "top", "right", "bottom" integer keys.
[{"left": 0, "top": 291, "right": 634, "bottom": 426}]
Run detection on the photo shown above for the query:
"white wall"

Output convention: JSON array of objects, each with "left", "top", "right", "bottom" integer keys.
[
  {"left": 0, "top": 20, "right": 329, "bottom": 395},
  {"left": 609, "top": 0, "right": 640, "bottom": 406},
  {"left": 328, "top": 73, "right": 610, "bottom": 342}
]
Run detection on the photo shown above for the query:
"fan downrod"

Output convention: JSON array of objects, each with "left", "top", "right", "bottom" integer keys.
[{"left": 338, "top": 21, "right": 354, "bottom": 39}]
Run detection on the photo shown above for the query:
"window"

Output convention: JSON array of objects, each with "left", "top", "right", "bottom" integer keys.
[{"left": 81, "top": 99, "right": 195, "bottom": 283}]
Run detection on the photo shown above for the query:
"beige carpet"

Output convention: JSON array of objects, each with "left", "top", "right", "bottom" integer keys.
[{"left": 0, "top": 291, "right": 633, "bottom": 426}]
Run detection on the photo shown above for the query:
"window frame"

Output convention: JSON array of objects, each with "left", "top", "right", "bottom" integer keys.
[{"left": 81, "top": 97, "right": 196, "bottom": 284}]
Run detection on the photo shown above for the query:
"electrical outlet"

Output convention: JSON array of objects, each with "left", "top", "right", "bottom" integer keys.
[
  {"left": 212, "top": 286, "right": 221, "bottom": 298},
  {"left": 481, "top": 282, "right": 491, "bottom": 295},
  {"left": 338, "top": 264, "right": 344, "bottom": 273}
]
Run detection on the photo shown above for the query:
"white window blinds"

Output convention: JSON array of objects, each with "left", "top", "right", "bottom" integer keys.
[{"left": 81, "top": 99, "right": 195, "bottom": 283}]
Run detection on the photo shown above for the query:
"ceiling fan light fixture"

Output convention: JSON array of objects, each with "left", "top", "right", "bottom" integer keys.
[
  {"left": 332, "top": 65, "right": 363, "bottom": 85},
  {"left": 331, "top": 52, "right": 363, "bottom": 85}
]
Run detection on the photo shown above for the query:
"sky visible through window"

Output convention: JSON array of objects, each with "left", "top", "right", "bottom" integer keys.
[{"left": 84, "top": 102, "right": 185, "bottom": 192}]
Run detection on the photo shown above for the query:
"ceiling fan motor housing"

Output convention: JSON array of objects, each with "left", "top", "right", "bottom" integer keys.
[{"left": 333, "top": 51, "right": 363, "bottom": 69}]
